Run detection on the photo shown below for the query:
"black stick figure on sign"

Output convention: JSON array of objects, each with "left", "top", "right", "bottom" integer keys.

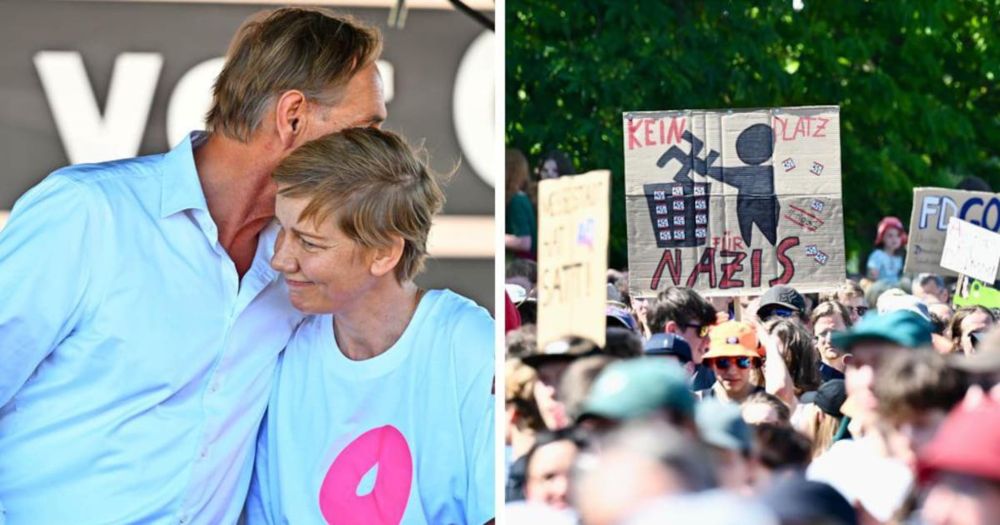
[{"left": 656, "top": 123, "right": 779, "bottom": 246}]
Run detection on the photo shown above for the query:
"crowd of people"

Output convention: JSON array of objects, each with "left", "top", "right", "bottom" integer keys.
[{"left": 504, "top": 158, "right": 1000, "bottom": 525}]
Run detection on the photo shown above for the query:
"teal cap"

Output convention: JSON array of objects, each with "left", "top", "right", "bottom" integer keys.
[
  {"left": 695, "top": 399, "right": 752, "bottom": 452},
  {"left": 831, "top": 309, "right": 933, "bottom": 350},
  {"left": 579, "top": 358, "right": 695, "bottom": 421}
]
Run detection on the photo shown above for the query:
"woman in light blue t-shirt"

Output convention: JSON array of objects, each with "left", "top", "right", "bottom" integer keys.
[{"left": 246, "top": 128, "right": 494, "bottom": 525}]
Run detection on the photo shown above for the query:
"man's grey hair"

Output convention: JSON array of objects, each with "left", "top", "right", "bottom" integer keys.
[{"left": 913, "top": 273, "right": 945, "bottom": 295}]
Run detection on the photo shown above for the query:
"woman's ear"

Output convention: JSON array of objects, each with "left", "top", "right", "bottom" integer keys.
[{"left": 369, "top": 236, "right": 405, "bottom": 279}]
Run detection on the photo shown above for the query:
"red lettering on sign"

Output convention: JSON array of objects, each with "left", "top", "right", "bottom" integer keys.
[
  {"left": 751, "top": 249, "right": 763, "bottom": 288},
  {"left": 627, "top": 119, "right": 643, "bottom": 150},
  {"left": 685, "top": 248, "right": 717, "bottom": 288},
  {"left": 718, "top": 251, "right": 746, "bottom": 289},
  {"left": 650, "top": 249, "right": 683, "bottom": 290},
  {"left": 768, "top": 237, "right": 800, "bottom": 286}
]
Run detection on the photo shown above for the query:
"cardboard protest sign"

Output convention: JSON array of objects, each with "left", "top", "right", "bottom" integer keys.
[
  {"left": 623, "top": 106, "right": 845, "bottom": 298},
  {"left": 536, "top": 170, "right": 610, "bottom": 347},
  {"left": 940, "top": 217, "right": 1000, "bottom": 283},
  {"left": 905, "top": 187, "right": 1000, "bottom": 277}
]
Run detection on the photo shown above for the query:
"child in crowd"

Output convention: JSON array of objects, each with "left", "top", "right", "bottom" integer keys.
[{"left": 867, "top": 216, "right": 907, "bottom": 284}]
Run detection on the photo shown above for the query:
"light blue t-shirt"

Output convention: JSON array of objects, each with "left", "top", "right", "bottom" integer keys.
[
  {"left": 867, "top": 248, "right": 903, "bottom": 284},
  {"left": 0, "top": 133, "right": 303, "bottom": 524},
  {"left": 246, "top": 289, "right": 495, "bottom": 525}
]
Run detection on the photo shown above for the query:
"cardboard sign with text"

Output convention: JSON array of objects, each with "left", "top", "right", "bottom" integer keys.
[
  {"left": 905, "top": 187, "right": 1000, "bottom": 278},
  {"left": 623, "top": 106, "right": 845, "bottom": 298},
  {"left": 940, "top": 217, "right": 1000, "bottom": 283},
  {"left": 537, "top": 170, "right": 610, "bottom": 347}
]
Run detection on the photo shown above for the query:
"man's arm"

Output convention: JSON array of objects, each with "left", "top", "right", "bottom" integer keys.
[{"left": 0, "top": 174, "right": 101, "bottom": 407}]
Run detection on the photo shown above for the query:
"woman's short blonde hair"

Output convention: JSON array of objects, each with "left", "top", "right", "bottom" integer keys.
[
  {"left": 206, "top": 7, "right": 382, "bottom": 142},
  {"left": 273, "top": 128, "right": 445, "bottom": 283}
]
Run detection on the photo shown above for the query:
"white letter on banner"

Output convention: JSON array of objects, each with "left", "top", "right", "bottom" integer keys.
[
  {"left": 453, "top": 31, "right": 495, "bottom": 188},
  {"left": 938, "top": 197, "right": 958, "bottom": 231},
  {"left": 919, "top": 196, "right": 939, "bottom": 230},
  {"left": 35, "top": 51, "right": 162, "bottom": 164}
]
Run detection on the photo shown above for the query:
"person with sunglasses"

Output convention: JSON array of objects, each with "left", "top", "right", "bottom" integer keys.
[
  {"left": 756, "top": 285, "right": 808, "bottom": 325},
  {"left": 696, "top": 321, "right": 766, "bottom": 404}
]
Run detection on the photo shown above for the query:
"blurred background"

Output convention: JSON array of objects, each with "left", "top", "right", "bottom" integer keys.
[{"left": 506, "top": 0, "right": 999, "bottom": 274}]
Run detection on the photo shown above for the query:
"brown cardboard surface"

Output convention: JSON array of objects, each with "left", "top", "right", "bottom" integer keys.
[
  {"left": 623, "top": 106, "right": 845, "bottom": 298},
  {"left": 536, "top": 170, "right": 611, "bottom": 347},
  {"left": 905, "top": 187, "right": 1000, "bottom": 278}
]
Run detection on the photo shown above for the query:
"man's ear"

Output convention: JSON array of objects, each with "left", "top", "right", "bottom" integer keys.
[
  {"left": 274, "top": 90, "right": 308, "bottom": 149},
  {"left": 664, "top": 320, "right": 680, "bottom": 335},
  {"left": 369, "top": 236, "right": 405, "bottom": 279}
]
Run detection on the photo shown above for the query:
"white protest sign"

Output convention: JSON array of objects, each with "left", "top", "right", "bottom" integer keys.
[{"left": 940, "top": 217, "right": 1000, "bottom": 283}]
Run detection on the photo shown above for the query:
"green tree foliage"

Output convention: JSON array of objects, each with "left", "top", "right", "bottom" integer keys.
[{"left": 506, "top": 0, "right": 1000, "bottom": 270}]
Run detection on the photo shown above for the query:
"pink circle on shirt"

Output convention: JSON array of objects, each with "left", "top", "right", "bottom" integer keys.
[{"left": 318, "top": 425, "right": 413, "bottom": 525}]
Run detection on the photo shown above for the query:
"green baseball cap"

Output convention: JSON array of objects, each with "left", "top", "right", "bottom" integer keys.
[
  {"left": 578, "top": 358, "right": 695, "bottom": 421},
  {"left": 831, "top": 309, "right": 933, "bottom": 351}
]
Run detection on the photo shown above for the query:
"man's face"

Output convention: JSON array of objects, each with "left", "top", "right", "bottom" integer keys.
[
  {"left": 299, "top": 63, "right": 387, "bottom": 145},
  {"left": 960, "top": 311, "right": 994, "bottom": 355},
  {"left": 922, "top": 472, "right": 1000, "bottom": 525},
  {"left": 884, "top": 409, "right": 949, "bottom": 472},
  {"left": 845, "top": 340, "right": 905, "bottom": 417},
  {"left": 669, "top": 321, "right": 709, "bottom": 364},
  {"left": 708, "top": 357, "right": 753, "bottom": 397},
  {"left": 525, "top": 440, "right": 577, "bottom": 510},
  {"left": 540, "top": 159, "right": 560, "bottom": 179},
  {"left": 916, "top": 280, "right": 949, "bottom": 304},
  {"left": 533, "top": 360, "right": 571, "bottom": 430},
  {"left": 813, "top": 314, "right": 847, "bottom": 361},
  {"left": 844, "top": 296, "right": 868, "bottom": 324}
]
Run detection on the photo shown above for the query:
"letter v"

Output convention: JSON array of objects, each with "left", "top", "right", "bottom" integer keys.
[{"left": 35, "top": 51, "right": 162, "bottom": 164}]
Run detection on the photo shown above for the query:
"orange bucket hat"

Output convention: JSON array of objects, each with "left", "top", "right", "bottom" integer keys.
[{"left": 703, "top": 321, "right": 761, "bottom": 359}]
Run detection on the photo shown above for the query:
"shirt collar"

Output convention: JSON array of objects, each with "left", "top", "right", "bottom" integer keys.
[{"left": 160, "top": 131, "right": 210, "bottom": 219}]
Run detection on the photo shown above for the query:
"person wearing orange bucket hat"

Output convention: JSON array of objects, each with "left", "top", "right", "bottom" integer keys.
[
  {"left": 696, "top": 321, "right": 766, "bottom": 403},
  {"left": 867, "top": 216, "right": 907, "bottom": 285}
]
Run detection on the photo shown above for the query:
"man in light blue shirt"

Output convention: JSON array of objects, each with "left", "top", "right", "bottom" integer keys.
[{"left": 0, "top": 8, "right": 387, "bottom": 524}]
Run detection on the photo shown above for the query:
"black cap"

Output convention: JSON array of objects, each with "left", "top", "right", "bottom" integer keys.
[
  {"left": 759, "top": 474, "right": 857, "bottom": 525},
  {"left": 643, "top": 333, "right": 692, "bottom": 363},
  {"left": 757, "top": 285, "right": 806, "bottom": 316},
  {"left": 521, "top": 337, "right": 600, "bottom": 369},
  {"left": 814, "top": 379, "right": 847, "bottom": 418}
]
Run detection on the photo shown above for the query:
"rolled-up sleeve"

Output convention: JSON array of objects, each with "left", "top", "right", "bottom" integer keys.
[{"left": 0, "top": 174, "right": 101, "bottom": 407}]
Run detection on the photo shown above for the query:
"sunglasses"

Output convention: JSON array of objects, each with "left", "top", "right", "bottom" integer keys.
[
  {"left": 848, "top": 306, "right": 869, "bottom": 316},
  {"left": 815, "top": 329, "right": 845, "bottom": 341},
  {"left": 683, "top": 323, "right": 711, "bottom": 338},
  {"left": 763, "top": 307, "right": 797, "bottom": 320},
  {"left": 709, "top": 356, "right": 760, "bottom": 370}
]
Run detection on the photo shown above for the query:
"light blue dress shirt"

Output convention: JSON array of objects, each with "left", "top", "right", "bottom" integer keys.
[{"left": 0, "top": 133, "right": 303, "bottom": 524}]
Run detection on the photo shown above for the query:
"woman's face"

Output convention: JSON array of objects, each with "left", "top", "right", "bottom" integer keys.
[
  {"left": 271, "top": 192, "right": 376, "bottom": 314},
  {"left": 540, "top": 159, "right": 560, "bottom": 179},
  {"left": 883, "top": 227, "right": 902, "bottom": 252}
]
